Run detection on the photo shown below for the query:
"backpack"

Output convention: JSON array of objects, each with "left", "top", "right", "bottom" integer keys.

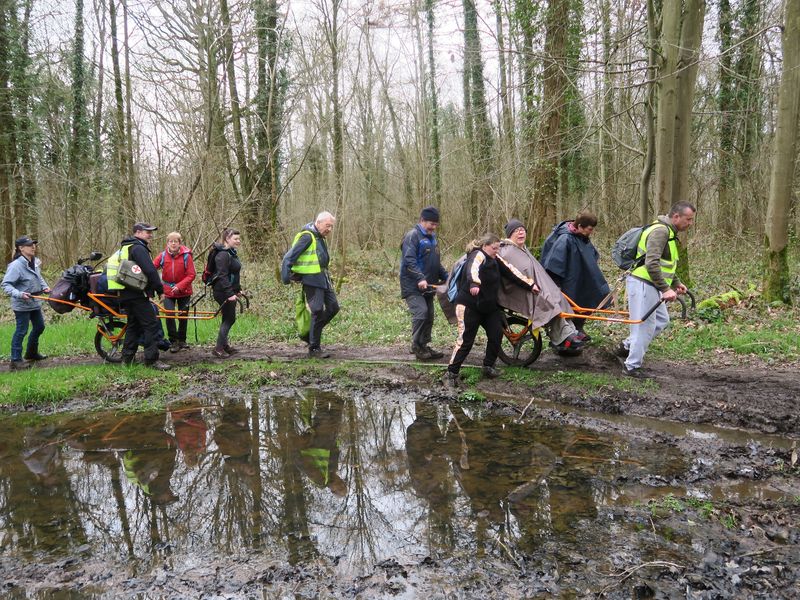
[
  {"left": 157, "top": 250, "right": 189, "bottom": 270},
  {"left": 611, "top": 222, "right": 674, "bottom": 270},
  {"left": 611, "top": 226, "right": 646, "bottom": 270},
  {"left": 202, "top": 244, "right": 223, "bottom": 285},
  {"left": 446, "top": 255, "right": 467, "bottom": 303}
]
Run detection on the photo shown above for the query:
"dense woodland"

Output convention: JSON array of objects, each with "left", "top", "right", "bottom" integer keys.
[{"left": 0, "top": 0, "right": 797, "bottom": 300}]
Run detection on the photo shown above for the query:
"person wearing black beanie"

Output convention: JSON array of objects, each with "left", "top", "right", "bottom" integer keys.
[{"left": 400, "top": 206, "right": 448, "bottom": 360}]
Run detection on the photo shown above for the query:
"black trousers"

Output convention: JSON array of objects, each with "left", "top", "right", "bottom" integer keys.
[
  {"left": 304, "top": 284, "right": 340, "bottom": 349},
  {"left": 121, "top": 295, "right": 160, "bottom": 364},
  {"left": 163, "top": 296, "right": 190, "bottom": 342},
  {"left": 214, "top": 292, "right": 237, "bottom": 349},
  {"left": 447, "top": 304, "right": 503, "bottom": 374}
]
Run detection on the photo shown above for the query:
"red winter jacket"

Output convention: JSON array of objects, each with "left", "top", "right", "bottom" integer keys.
[{"left": 153, "top": 245, "right": 196, "bottom": 298}]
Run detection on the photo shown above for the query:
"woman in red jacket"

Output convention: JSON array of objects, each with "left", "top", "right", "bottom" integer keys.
[{"left": 154, "top": 232, "right": 196, "bottom": 352}]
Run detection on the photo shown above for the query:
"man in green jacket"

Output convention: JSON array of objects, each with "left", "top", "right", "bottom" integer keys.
[{"left": 618, "top": 202, "right": 695, "bottom": 377}]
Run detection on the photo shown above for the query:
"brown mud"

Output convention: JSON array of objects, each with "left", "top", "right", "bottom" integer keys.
[{"left": 1, "top": 341, "right": 798, "bottom": 599}]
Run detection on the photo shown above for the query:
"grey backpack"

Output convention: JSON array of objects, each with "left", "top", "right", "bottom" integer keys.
[{"left": 611, "top": 226, "right": 646, "bottom": 270}]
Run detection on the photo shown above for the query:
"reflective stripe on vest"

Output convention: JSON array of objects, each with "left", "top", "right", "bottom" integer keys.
[
  {"left": 290, "top": 230, "right": 322, "bottom": 275},
  {"left": 630, "top": 223, "right": 678, "bottom": 286},
  {"left": 106, "top": 245, "right": 131, "bottom": 290}
]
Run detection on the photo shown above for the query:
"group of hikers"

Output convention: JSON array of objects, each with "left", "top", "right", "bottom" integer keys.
[{"left": 2, "top": 201, "right": 696, "bottom": 380}]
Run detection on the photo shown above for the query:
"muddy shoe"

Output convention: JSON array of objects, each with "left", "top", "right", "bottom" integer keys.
[
  {"left": 145, "top": 360, "right": 172, "bottom": 371},
  {"left": 212, "top": 348, "right": 228, "bottom": 358},
  {"left": 622, "top": 366, "right": 649, "bottom": 379},
  {"left": 179, "top": 341, "right": 190, "bottom": 350},
  {"left": 24, "top": 352, "right": 47, "bottom": 361},
  {"left": 413, "top": 345, "right": 435, "bottom": 360},
  {"left": 575, "top": 331, "right": 592, "bottom": 344},
  {"left": 308, "top": 347, "right": 331, "bottom": 359},
  {"left": 424, "top": 346, "right": 444, "bottom": 360},
  {"left": 481, "top": 365, "right": 501, "bottom": 379},
  {"left": 169, "top": 344, "right": 180, "bottom": 353},
  {"left": 9, "top": 360, "right": 31, "bottom": 370},
  {"left": 443, "top": 371, "right": 459, "bottom": 388},
  {"left": 614, "top": 343, "right": 630, "bottom": 358},
  {"left": 224, "top": 345, "right": 240, "bottom": 355}
]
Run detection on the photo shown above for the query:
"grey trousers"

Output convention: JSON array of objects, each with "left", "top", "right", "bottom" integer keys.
[
  {"left": 623, "top": 277, "right": 669, "bottom": 369},
  {"left": 405, "top": 293, "right": 435, "bottom": 349}
]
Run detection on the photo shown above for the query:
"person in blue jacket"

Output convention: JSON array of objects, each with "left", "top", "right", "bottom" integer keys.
[
  {"left": 540, "top": 210, "right": 610, "bottom": 341},
  {"left": 400, "top": 206, "right": 449, "bottom": 360},
  {"left": 2, "top": 236, "right": 51, "bottom": 370}
]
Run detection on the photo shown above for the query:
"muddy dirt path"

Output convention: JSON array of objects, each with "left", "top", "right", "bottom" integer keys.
[{"left": 10, "top": 340, "right": 800, "bottom": 439}]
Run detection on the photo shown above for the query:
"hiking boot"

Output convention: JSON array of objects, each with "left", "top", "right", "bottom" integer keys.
[
  {"left": 308, "top": 347, "right": 331, "bottom": 359},
  {"left": 481, "top": 365, "right": 501, "bottom": 379},
  {"left": 424, "top": 346, "right": 444, "bottom": 360},
  {"left": 622, "top": 366, "right": 649, "bottom": 379},
  {"left": 9, "top": 360, "right": 31, "bottom": 370},
  {"left": 179, "top": 341, "right": 190, "bottom": 349},
  {"left": 169, "top": 343, "right": 180, "bottom": 353},
  {"left": 145, "top": 360, "right": 172, "bottom": 371},
  {"left": 443, "top": 371, "right": 459, "bottom": 389},
  {"left": 23, "top": 352, "right": 48, "bottom": 361},
  {"left": 413, "top": 345, "right": 435, "bottom": 360},
  {"left": 224, "top": 345, "right": 240, "bottom": 355},
  {"left": 551, "top": 334, "right": 584, "bottom": 356},
  {"left": 212, "top": 347, "right": 228, "bottom": 358},
  {"left": 613, "top": 343, "right": 630, "bottom": 358},
  {"left": 575, "top": 331, "right": 592, "bottom": 344}
]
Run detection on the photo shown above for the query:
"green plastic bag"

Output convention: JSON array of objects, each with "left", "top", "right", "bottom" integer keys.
[{"left": 295, "top": 287, "right": 311, "bottom": 339}]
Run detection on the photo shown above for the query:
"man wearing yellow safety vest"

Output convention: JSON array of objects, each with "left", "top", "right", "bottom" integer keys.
[
  {"left": 281, "top": 211, "right": 340, "bottom": 358},
  {"left": 618, "top": 202, "right": 696, "bottom": 378},
  {"left": 107, "top": 222, "right": 171, "bottom": 370}
]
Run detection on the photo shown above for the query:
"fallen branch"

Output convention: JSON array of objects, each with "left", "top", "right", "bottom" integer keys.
[{"left": 598, "top": 561, "right": 684, "bottom": 596}]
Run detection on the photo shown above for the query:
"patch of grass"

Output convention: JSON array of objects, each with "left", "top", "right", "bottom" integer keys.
[
  {"left": 458, "top": 389, "right": 486, "bottom": 403},
  {"left": 649, "top": 493, "right": 685, "bottom": 517},
  {"left": 0, "top": 364, "right": 185, "bottom": 405},
  {"left": 685, "top": 497, "right": 715, "bottom": 519},
  {"left": 502, "top": 366, "right": 657, "bottom": 393},
  {"left": 720, "top": 512, "right": 738, "bottom": 530}
]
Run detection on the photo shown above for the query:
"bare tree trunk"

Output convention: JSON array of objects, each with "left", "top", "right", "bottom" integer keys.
[
  {"left": 220, "top": 0, "right": 251, "bottom": 203},
  {"left": 425, "top": 0, "right": 442, "bottom": 205},
  {"left": 0, "top": 0, "right": 12, "bottom": 261},
  {"left": 109, "top": 0, "right": 130, "bottom": 228},
  {"left": 671, "top": 0, "right": 705, "bottom": 206},
  {"left": 122, "top": 0, "right": 134, "bottom": 206},
  {"left": 764, "top": 0, "right": 799, "bottom": 304},
  {"left": 653, "top": 0, "right": 681, "bottom": 215},
  {"left": 529, "top": 0, "right": 568, "bottom": 242},
  {"left": 639, "top": 0, "right": 658, "bottom": 225},
  {"left": 66, "top": 0, "right": 88, "bottom": 261}
]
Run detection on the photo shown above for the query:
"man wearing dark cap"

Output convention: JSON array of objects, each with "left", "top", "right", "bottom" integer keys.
[
  {"left": 106, "top": 222, "right": 170, "bottom": 370},
  {"left": 400, "top": 206, "right": 449, "bottom": 360}
]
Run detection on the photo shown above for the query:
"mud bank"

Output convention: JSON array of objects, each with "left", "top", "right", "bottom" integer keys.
[{"left": 1, "top": 345, "right": 798, "bottom": 598}]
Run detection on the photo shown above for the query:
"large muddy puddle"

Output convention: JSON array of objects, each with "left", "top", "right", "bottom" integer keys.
[{"left": 0, "top": 388, "right": 796, "bottom": 598}]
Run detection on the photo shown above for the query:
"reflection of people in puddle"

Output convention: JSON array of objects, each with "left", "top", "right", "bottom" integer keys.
[
  {"left": 214, "top": 402, "right": 257, "bottom": 477},
  {"left": 171, "top": 407, "right": 208, "bottom": 467},
  {"left": 122, "top": 443, "right": 179, "bottom": 506},
  {"left": 406, "top": 402, "right": 455, "bottom": 547},
  {"left": 293, "top": 395, "right": 347, "bottom": 497}
]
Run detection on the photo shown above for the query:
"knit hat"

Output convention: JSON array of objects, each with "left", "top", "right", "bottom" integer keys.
[
  {"left": 420, "top": 206, "right": 440, "bottom": 223},
  {"left": 504, "top": 219, "right": 526, "bottom": 238}
]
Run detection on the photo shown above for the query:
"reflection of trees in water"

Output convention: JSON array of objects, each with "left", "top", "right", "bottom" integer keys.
[{"left": 0, "top": 424, "right": 88, "bottom": 556}]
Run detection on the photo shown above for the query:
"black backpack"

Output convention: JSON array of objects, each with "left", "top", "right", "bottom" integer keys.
[{"left": 201, "top": 244, "right": 223, "bottom": 285}]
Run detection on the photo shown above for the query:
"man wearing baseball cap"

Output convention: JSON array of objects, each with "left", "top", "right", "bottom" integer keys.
[
  {"left": 400, "top": 206, "right": 449, "bottom": 360},
  {"left": 106, "top": 222, "right": 170, "bottom": 369}
]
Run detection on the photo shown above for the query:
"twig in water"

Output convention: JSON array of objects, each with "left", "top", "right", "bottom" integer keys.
[
  {"left": 598, "top": 560, "right": 684, "bottom": 596},
  {"left": 515, "top": 398, "right": 535, "bottom": 423}
]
